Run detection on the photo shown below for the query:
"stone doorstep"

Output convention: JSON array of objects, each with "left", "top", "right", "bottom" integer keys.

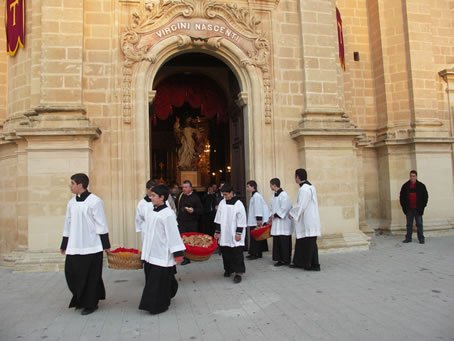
[
  {"left": 13, "top": 251, "right": 65, "bottom": 273},
  {"left": 317, "top": 231, "right": 371, "bottom": 254},
  {"left": 1, "top": 250, "right": 112, "bottom": 273},
  {"left": 380, "top": 220, "right": 454, "bottom": 237}
]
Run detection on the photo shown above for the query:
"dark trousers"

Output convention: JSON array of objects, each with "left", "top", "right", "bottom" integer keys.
[
  {"left": 201, "top": 212, "right": 216, "bottom": 236},
  {"left": 272, "top": 235, "right": 292, "bottom": 264},
  {"left": 406, "top": 208, "right": 424, "bottom": 241},
  {"left": 221, "top": 246, "right": 246, "bottom": 274},
  {"left": 293, "top": 236, "right": 320, "bottom": 270},
  {"left": 178, "top": 220, "right": 199, "bottom": 233},
  {"left": 247, "top": 227, "right": 269, "bottom": 256},
  {"left": 65, "top": 251, "right": 105, "bottom": 310}
]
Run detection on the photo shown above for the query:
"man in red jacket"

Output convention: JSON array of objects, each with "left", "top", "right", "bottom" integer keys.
[{"left": 399, "top": 170, "right": 429, "bottom": 244}]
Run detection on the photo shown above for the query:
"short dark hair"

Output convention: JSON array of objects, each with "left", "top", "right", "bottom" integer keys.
[
  {"left": 71, "top": 173, "right": 89, "bottom": 189},
  {"left": 221, "top": 183, "right": 234, "bottom": 193},
  {"left": 247, "top": 180, "right": 257, "bottom": 191},
  {"left": 270, "top": 178, "right": 280, "bottom": 188},
  {"left": 295, "top": 168, "right": 307, "bottom": 181},
  {"left": 170, "top": 181, "right": 179, "bottom": 188},
  {"left": 410, "top": 170, "right": 417, "bottom": 176},
  {"left": 151, "top": 184, "right": 169, "bottom": 201},
  {"left": 146, "top": 180, "right": 158, "bottom": 189},
  {"left": 182, "top": 180, "right": 192, "bottom": 188}
]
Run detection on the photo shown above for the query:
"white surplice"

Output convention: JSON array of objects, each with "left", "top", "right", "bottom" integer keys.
[
  {"left": 269, "top": 190, "right": 293, "bottom": 236},
  {"left": 214, "top": 198, "right": 247, "bottom": 247},
  {"left": 136, "top": 198, "right": 172, "bottom": 239},
  {"left": 289, "top": 183, "right": 321, "bottom": 238},
  {"left": 135, "top": 198, "right": 153, "bottom": 235},
  {"left": 141, "top": 206, "right": 185, "bottom": 267},
  {"left": 63, "top": 194, "right": 109, "bottom": 255},
  {"left": 247, "top": 192, "right": 270, "bottom": 226}
]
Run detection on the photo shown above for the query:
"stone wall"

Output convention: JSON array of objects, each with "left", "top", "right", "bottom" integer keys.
[
  {"left": 1, "top": 0, "right": 453, "bottom": 270},
  {"left": 0, "top": 4, "right": 7, "bottom": 121}
]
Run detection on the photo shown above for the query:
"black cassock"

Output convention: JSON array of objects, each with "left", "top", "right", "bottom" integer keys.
[
  {"left": 139, "top": 262, "right": 178, "bottom": 314},
  {"left": 65, "top": 252, "right": 106, "bottom": 309}
]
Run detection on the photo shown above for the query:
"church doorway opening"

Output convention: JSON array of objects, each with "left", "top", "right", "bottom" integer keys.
[{"left": 149, "top": 52, "right": 246, "bottom": 202}]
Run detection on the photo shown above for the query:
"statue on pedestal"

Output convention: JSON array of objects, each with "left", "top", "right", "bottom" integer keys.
[{"left": 174, "top": 116, "right": 201, "bottom": 170}]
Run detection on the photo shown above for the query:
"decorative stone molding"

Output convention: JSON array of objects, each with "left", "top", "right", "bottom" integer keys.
[
  {"left": 0, "top": 105, "right": 101, "bottom": 142},
  {"left": 439, "top": 68, "right": 454, "bottom": 137},
  {"left": 120, "top": 0, "right": 273, "bottom": 123}
]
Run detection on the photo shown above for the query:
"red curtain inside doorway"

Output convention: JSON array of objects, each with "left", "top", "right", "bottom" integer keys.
[{"left": 152, "top": 74, "right": 228, "bottom": 123}]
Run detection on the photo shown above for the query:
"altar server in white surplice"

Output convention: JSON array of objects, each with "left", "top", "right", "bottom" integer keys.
[
  {"left": 268, "top": 178, "right": 293, "bottom": 266},
  {"left": 135, "top": 180, "right": 155, "bottom": 241},
  {"left": 60, "top": 173, "right": 111, "bottom": 316},
  {"left": 136, "top": 180, "right": 175, "bottom": 243},
  {"left": 214, "top": 184, "right": 247, "bottom": 284},
  {"left": 139, "top": 184, "right": 185, "bottom": 315},
  {"left": 289, "top": 168, "right": 321, "bottom": 271},
  {"left": 246, "top": 180, "right": 270, "bottom": 260}
]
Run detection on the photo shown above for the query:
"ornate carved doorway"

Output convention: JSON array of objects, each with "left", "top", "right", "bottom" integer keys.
[{"left": 149, "top": 52, "right": 246, "bottom": 200}]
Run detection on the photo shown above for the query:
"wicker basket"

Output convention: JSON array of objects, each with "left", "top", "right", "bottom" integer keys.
[
  {"left": 182, "top": 232, "right": 218, "bottom": 262},
  {"left": 250, "top": 225, "right": 271, "bottom": 241},
  {"left": 184, "top": 252, "right": 213, "bottom": 262},
  {"left": 106, "top": 249, "right": 143, "bottom": 270}
]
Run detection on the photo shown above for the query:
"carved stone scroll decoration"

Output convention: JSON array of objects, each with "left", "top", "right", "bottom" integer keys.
[{"left": 120, "top": 0, "right": 273, "bottom": 124}]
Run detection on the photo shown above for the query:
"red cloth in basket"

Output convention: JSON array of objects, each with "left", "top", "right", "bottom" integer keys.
[
  {"left": 181, "top": 232, "right": 218, "bottom": 256},
  {"left": 110, "top": 247, "right": 140, "bottom": 254},
  {"left": 250, "top": 224, "right": 271, "bottom": 240}
]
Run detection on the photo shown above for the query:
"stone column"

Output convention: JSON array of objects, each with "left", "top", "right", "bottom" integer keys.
[
  {"left": 290, "top": 0, "right": 369, "bottom": 251},
  {"left": 369, "top": 1, "right": 454, "bottom": 236}
]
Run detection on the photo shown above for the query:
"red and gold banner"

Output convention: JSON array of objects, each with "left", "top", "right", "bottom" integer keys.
[
  {"left": 5, "top": 0, "right": 25, "bottom": 56},
  {"left": 336, "top": 7, "right": 345, "bottom": 71}
]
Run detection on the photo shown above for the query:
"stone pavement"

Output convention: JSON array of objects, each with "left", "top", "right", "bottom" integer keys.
[{"left": 1, "top": 234, "right": 453, "bottom": 341}]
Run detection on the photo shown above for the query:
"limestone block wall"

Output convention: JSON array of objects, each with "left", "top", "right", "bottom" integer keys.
[
  {"left": 24, "top": 136, "right": 91, "bottom": 251},
  {"left": 0, "top": 5, "right": 7, "bottom": 121},
  {"left": 433, "top": 1, "right": 454, "bottom": 125},
  {"left": 269, "top": 0, "right": 305, "bottom": 199},
  {"left": 337, "top": 0, "right": 377, "bottom": 133},
  {"left": 8, "top": 0, "right": 33, "bottom": 115},
  {"left": 82, "top": 0, "right": 118, "bottom": 244},
  {"left": 0, "top": 144, "right": 18, "bottom": 258}
]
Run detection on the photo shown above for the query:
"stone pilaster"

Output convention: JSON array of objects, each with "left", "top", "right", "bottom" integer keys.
[
  {"left": 290, "top": 1, "right": 369, "bottom": 251},
  {"left": 1, "top": 105, "right": 101, "bottom": 271}
]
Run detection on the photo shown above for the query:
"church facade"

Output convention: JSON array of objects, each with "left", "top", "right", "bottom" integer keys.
[{"left": 1, "top": 0, "right": 453, "bottom": 271}]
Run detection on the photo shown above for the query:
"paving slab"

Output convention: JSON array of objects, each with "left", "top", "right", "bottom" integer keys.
[{"left": 1, "top": 235, "right": 453, "bottom": 341}]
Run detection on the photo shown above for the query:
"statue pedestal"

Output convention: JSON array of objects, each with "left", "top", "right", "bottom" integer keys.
[{"left": 178, "top": 170, "right": 201, "bottom": 187}]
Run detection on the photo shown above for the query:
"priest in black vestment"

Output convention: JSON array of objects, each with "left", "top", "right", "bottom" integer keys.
[{"left": 176, "top": 180, "right": 203, "bottom": 265}]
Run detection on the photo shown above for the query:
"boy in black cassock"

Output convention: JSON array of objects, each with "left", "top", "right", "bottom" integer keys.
[
  {"left": 139, "top": 184, "right": 186, "bottom": 314},
  {"left": 60, "top": 173, "right": 111, "bottom": 315},
  {"left": 214, "top": 184, "right": 247, "bottom": 284}
]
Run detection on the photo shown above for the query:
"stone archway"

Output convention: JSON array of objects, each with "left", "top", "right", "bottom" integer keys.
[{"left": 118, "top": 1, "right": 274, "bottom": 248}]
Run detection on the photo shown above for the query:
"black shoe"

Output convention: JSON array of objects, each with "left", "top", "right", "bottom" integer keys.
[
  {"left": 402, "top": 239, "right": 412, "bottom": 243},
  {"left": 274, "top": 261, "right": 283, "bottom": 267},
  {"left": 247, "top": 255, "right": 259, "bottom": 260},
  {"left": 304, "top": 266, "right": 321, "bottom": 271},
  {"left": 257, "top": 253, "right": 263, "bottom": 258},
  {"left": 81, "top": 306, "right": 98, "bottom": 315},
  {"left": 233, "top": 274, "right": 242, "bottom": 283},
  {"left": 224, "top": 271, "right": 232, "bottom": 277},
  {"left": 419, "top": 240, "right": 425, "bottom": 244},
  {"left": 181, "top": 258, "right": 191, "bottom": 265},
  {"left": 289, "top": 264, "right": 301, "bottom": 269}
]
